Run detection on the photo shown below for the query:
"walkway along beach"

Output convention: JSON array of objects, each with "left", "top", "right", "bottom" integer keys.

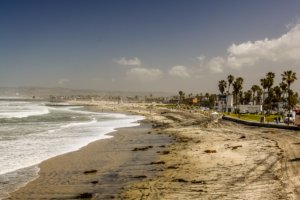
[{"left": 222, "top": 115, "right": 300, "bottom": 131}]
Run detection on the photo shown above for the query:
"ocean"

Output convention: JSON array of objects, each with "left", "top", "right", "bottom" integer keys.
[{"left": 0, "top": 100, "right": 143, "bottom": 199}]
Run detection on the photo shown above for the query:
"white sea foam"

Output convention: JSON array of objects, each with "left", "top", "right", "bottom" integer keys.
[
  {"left": 0, "top": 101, "right": 49, "bottom": 119},
  {"left": 0, "top": 114, "right": 143, "bottom": 175},
  {"left": 61, "top": 118, "right": 97, "bottom": 128}
]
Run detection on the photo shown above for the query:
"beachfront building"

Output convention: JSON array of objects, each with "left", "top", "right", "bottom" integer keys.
[
  {"left": 215, "top": 94, "right": 234, "bottom": 112},
  {"left": 214, "top": 94, "right": 227, "bottom": 112},
  {"left": 226, "top": 94, "right": 234, "bottom": 112},
  {"left": 215, "top": 94, "right": 263, "bottom": 114},
  {"left": 236, "top": 104, "right": 263, "bottom": 114}
]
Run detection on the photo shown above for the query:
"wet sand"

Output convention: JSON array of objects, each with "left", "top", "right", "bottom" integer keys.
[{"left": 7, "top": 101, "right": 300, "bottom": 199}]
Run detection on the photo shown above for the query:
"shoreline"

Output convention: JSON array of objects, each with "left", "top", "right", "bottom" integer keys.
[
  {"left": 1, "top": 105, "right": 143, "bottom": 199},
  {"left": 6, "top": 104, "right": 173, "bottom": 199}
]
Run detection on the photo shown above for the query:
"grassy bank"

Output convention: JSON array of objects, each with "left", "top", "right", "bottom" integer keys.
[{"left": 225, "top": 113, "right": 281, "bottom": 123}]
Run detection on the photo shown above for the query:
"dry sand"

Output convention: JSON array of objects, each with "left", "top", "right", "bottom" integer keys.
[{"left": 7, "top": 101, "right": 300, "bottom": 199}]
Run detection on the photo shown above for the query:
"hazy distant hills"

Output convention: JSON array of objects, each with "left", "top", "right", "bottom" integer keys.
[{"left": 0, "top": 87, "right": 173, "bottom": 98}]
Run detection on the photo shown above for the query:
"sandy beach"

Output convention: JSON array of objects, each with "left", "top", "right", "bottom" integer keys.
[
  {"left": 7, "top": 111, "right": 172, "bottom": 199},
  {"left": 7, "top": 101, "right": 300, "bottom": 199},
  {"left": 2, "top": 1, "right": 300, "bottom": 199}
]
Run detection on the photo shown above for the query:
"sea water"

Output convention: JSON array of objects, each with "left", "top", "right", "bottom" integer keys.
[{"left": 0, "top": 100, "right": 144, "bottom": 199}]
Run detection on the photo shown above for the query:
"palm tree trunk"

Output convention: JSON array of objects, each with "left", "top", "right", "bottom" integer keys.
[
  {"left": 262, "top": 91, "right": 265, "bottom": 116},
  {"left": 288, "top": 84, "right": 290, "bottom": 125},
  {"left": 225, "top": 96, "right": 227, "bottom": 112}
]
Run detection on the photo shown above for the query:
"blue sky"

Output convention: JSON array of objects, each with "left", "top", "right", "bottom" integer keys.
[{"left": 1, "top": 0, "right": 300, "bottom": 93}]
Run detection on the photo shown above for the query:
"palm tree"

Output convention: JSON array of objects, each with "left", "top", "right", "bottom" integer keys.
[
  {"left": 178, "top": 90, "right": 185, "bottom": 104},
  {"left": 280, "top": 81, "right": 288, "bottom": 94},
  {"left": 225, "top": 75, "right": 234, "bottom": 112},
  {"left": 205, "top": 93, "right": 210, "bottom": 99},
  {"left": 265, "top": 88, "right": 276, "bottom": 114},
  {"left": 227, "top": 75, "right": 234, "bottom": 94},
  {"left": 256, "top": 88, "right": 263, "bottom": 106},
  {"left": 273, "top": 86, "right": 282, "bottom": 114},
  {"left": 280, "top": 81, "right": 288, "bottom": 109},
  {"left": 232, "top": 77, "right": 244, "bottom": 110},
  {"left": 218, "top": 80, "right": 227, "bottom": 112},
  {"left": 251, "top": 85, "right": 261, "bottom": 105},
  {"left": 209, "top": 94, "right": 217, "bottom": 108},
  {"left": 281, "top": 70, "right": 297, "bottom": 124},
  {"left": 260, "top": 78, "right": 268, "bottom": 115},
  {"left": 266, "top": 72, "right": 276, "bottom": 113},
  {"left": 239, "top": 91, "right": 244, "bottom": 104},
  {"left": 288, "top": 91, "right": 299, "bottom": 111},
  {"left": 266, "top": 72, "right": 275, "bottom": 92},
  {"left": 218, "top": 80, "right": 227, "bottom": 95},
  {"left": 244, "top": 90, "right": 252, "bottom": 105}
]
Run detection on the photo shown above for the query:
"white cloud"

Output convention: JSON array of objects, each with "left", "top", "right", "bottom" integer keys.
[
  {"left": 207, "top": 57, "right": 225, "bottom": 73},
  {"left": 126, "top": 68, "right": 163, "bottom": 82},
  {"left": 113, "top": 57, "right": 141, "bottom": 66},
  {"left": 196, "top": 55, "right": 206, "bottom": 69},
  {"left": 168, "top": 65, "right": 190, "bottom": 78},
  {"left": 227, "top": 23, "right": 300, "bottom": 69},
  {"left": 58, "top": 78, "right": 70, "bottom": 85},
  {"left": 196, "top": 55, "right": 206, "bottom": 62}
]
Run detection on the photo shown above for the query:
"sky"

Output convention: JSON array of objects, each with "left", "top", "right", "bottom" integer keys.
[{"left": 1, "top": 0, "right": 300, "bottom": 94}]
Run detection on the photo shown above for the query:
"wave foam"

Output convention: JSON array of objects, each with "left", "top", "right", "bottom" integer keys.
[{"left": 0, "top": 102, "right": 50, "bottom": 119}]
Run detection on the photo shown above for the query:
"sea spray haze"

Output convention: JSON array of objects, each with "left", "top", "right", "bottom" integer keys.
[{"left": 0, "top": 100, "right": 143, "bottom": 198}]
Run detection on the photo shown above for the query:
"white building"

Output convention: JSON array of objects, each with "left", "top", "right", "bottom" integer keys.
[
  {"left": 226, "top": 94, "right": 234, "bottom": 112},
  {"left": 215, "top": 94, "right": 262, "bottom": 114},
  {"left": 214, "top": 94, "right": 233, "bottom": 112},
  {"left": 237, "top": 105, "right": 262, "bottom": 114}
]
